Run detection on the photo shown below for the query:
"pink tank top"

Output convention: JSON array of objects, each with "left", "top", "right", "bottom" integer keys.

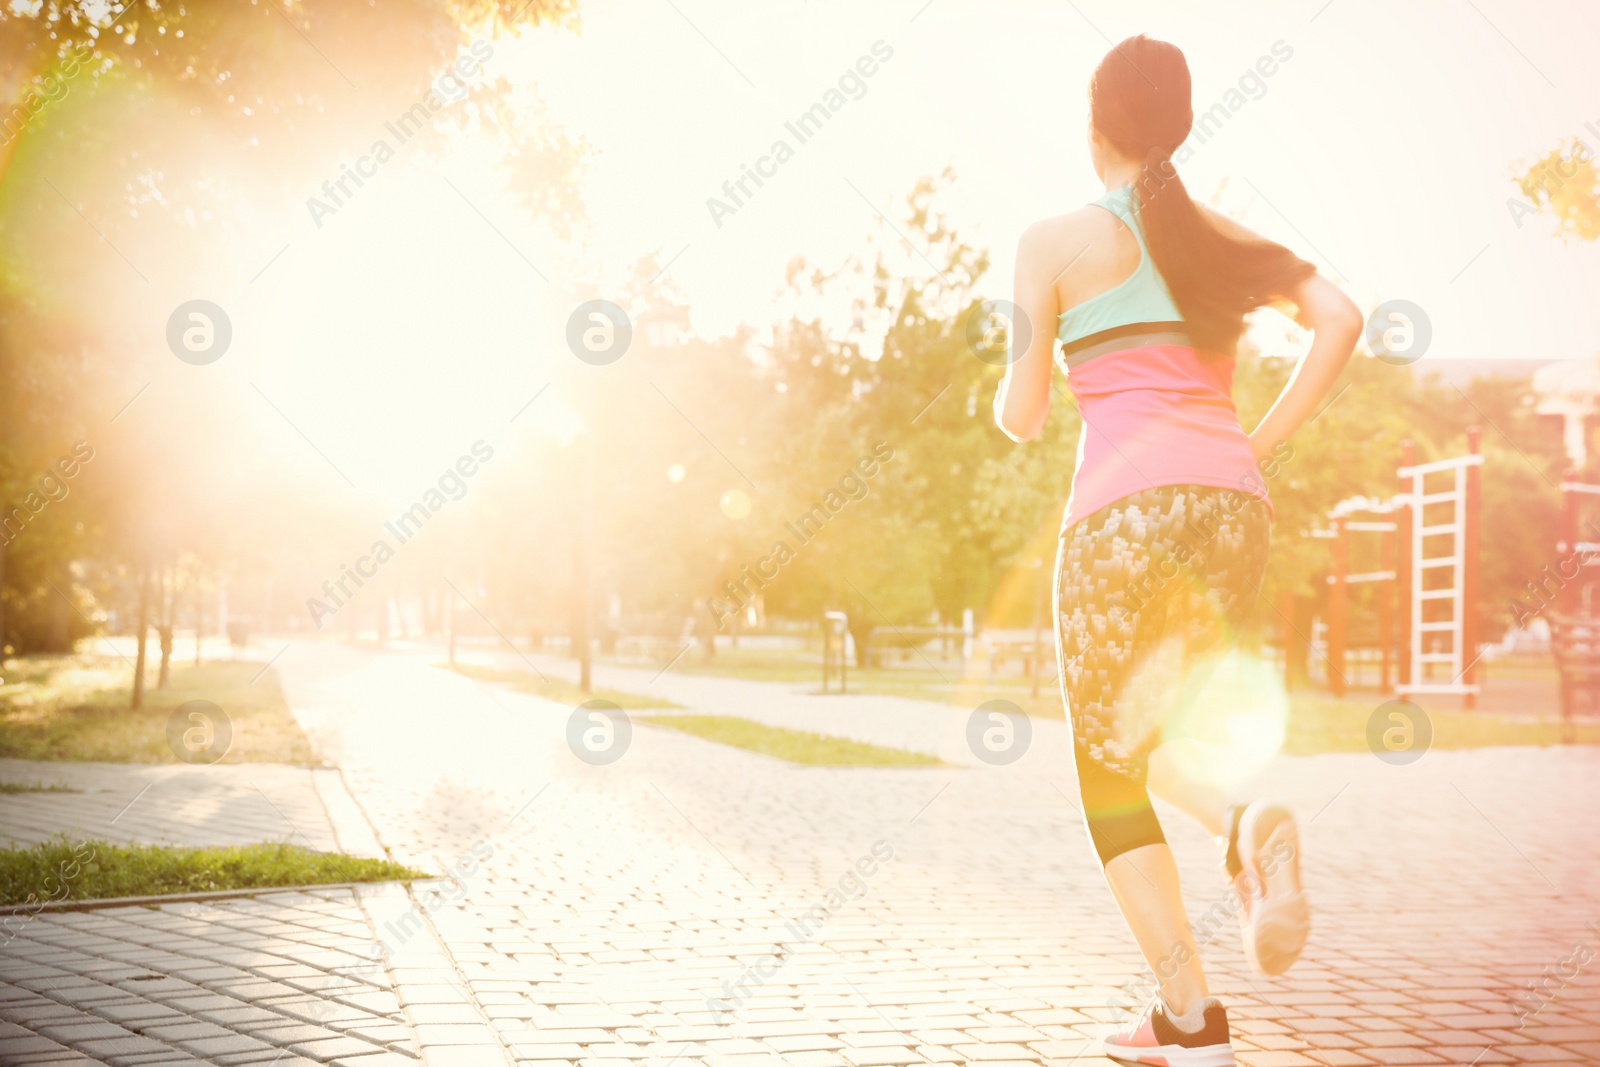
[{"left": 1055, "top": 187, "right": 1271, "bottom": 532}]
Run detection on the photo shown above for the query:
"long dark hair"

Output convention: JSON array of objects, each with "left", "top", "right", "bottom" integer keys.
[{"left": 1090, "top": 35, "right": 1314, "bottom": 356}]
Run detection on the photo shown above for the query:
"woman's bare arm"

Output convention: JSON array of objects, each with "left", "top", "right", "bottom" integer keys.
[
  {"left": 1194, "top": 207, "right": 1363, "bottom": 458},
  {"left": 994, "top": 221, "right": 1068, "bottom": 442},
  {"left": 1247, "top": 272, "right": 1363, "bottom": 459}
]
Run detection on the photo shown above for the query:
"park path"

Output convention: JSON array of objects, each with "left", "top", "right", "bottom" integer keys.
[
  {"left": 0, "top": 886, "right": 428, "bottom": 1067},
  {"left": 0, "top": 728, "right": 422, "bottom": 1066},
  {"left": 2, "top": 638, "right": 1598, "bottom": 1067},
  {"left": 452, "top": 640, "right": 1051, "bottom": 767},
  {"left": 0, "top": 758, "right": 364, "bottom": 854},
  {"left": 271, "top": 639, "right": 1600, "bottom": 1066}
]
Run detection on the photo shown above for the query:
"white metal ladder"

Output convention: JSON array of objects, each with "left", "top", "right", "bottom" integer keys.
[{"left": 1397, "top": 454, "right": 1482, "bottom": 696}]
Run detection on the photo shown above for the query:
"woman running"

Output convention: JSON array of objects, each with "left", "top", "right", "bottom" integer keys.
[{"left": 993, "top": 34, "right": 1361, "bottom": 1066}]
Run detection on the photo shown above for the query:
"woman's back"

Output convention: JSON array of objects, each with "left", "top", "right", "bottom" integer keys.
[
  {"left": 1057, "top": 185, "right": 1183, "bottom": 344},
  {"left": 1040, "top": 186, "right": 1266, "bottom": 532}
]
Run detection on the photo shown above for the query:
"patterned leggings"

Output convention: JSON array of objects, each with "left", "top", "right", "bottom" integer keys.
[{"left": 1054, "top": 485, "right": 1271, "bottom": 865}]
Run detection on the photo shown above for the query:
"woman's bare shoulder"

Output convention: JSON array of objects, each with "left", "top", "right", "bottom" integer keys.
[{"left": 1017, "top": 206, "right": 1124, "bottom": 271}]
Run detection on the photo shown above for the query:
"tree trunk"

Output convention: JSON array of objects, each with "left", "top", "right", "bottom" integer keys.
[
  {"left": 849, "top": 617, "right": 872, "bottom": 669},
  {"left": 194, "top": 576, "right": 204, "bottom": 666},
  {"left": 48, "top": 572, "right": 69, "bottom": 651},
  {"left": 132, "top": 566, "right": 151, "bottom": 709},
  {"left": 699, "top": 604, "right": 717, "bottom": 660},
  {"left": 0, "top": 534, "right": 6, "bottom": 660},
  {"left": 156, "top": 569, "right": 174, "bottom": 690},
  {"left": 217, "top": 576, "right": 230, "bottom": 653}
]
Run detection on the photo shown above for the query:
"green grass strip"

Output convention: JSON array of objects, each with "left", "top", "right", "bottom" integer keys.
[
  {"left": 1283, "top": 695, "right": 1600, "bottom": 754},
  {"left": 0, "top": 655, "right": 316, "bottom": 765},
  {"left": 444, "top": 662, "right": 678, "bottom": 709},
  {"left": 640, "top": 714, "right": 944, "bottom": 767},
  {"left": 0, "top": 838, "right": 425, "bottom": 907}
]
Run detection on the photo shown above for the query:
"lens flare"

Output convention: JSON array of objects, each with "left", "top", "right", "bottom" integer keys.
[{"left": 1158, "top": 649, "right": 1289, "bottom": 791}]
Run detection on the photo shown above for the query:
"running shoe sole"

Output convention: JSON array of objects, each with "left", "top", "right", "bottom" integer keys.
[
  {"left": 1237, "top": 801, "right": 1310, "bottom": 976},
  {"left": 1103, "top": 1039, "right": 1237, "bottom": 1066}
]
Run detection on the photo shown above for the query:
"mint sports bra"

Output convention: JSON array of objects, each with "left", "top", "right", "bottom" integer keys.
[{"left": 1056, "top": 185, "right": 1183, "bottom": 347}]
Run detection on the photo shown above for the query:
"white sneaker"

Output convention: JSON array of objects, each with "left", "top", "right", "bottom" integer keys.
[
  {"left": 1102, "top": 996, "right": 1235, "bottom": 1066},
  {"left": 1233, "top": 801, "right": 1310, "bottom": 976}
]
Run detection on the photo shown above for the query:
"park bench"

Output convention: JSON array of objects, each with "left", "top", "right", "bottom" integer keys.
[
  {"left": 983, "top": 631, "right": 1050, "bottom": 678},
  {"left": 1547, "top": 613, "right": 1600, "bottom": 742},
  {"left": 981, "top": 629, "right": 1056, "bottom": 696}
]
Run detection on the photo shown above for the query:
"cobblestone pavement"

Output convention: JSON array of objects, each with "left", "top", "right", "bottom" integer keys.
[
  {"left": 3, "top": 640, "right": 1597, "bottom": 1066},
  {"left": 0, "top": 713, "right": 402, "bottom": 1064},
  {"left": 0, "top": 760, "right": 360, "bottom": 854},
  {"left": 267, "top": 641, "right": 1600, "bottom": 1067},
  {"left": 0, "top": 888, "right": 424, "bottom": 1066}
]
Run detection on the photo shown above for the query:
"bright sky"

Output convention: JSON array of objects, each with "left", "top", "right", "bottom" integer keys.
[
  {"left": 210, "top": 0, "right": 1600, "bottom": 512},
  {"left": 508, "top": 0, "right": 1600, "bottom": 354}
]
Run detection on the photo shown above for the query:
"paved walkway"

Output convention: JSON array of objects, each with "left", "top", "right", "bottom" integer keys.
[
  {"left": 0, "top": 887, "right": 423, "bottom": 1066},
  {"left": 4, "top": 639, "right": 1599, "bottom": 1066},
  {"left": 0, "top": 728, "right": 402, "bottom": 1065},
  {"left": 279, "top": 641, "right": 1600, "bottom": 1066},
  {"left": 0, "top": 760, "right": 370, "bottom": 855}
]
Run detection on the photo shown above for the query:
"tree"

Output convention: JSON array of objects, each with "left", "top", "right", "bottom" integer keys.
[
  {"left": 0, "top": 0, "right": 588, "bottom": 660},
  {"left": 1514, "top": 138, "right": 1600, "bottom": 241}
]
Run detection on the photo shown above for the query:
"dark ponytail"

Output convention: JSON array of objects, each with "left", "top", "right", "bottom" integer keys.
[{"left": 1091, "top": 36, "right": 1314, "bottom": 356}]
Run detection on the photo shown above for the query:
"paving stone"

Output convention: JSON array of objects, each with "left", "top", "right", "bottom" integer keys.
[
  {"left": 288, "top": 1035, "right": 394, "bottom": 1060},
  {"left": 412, "top": 1022, "right": 503, "bottom": 1045},
  {"left": 7, "top": 645, "right": 1600, "bottom": 1067},
  {"left": 839, "top": 1048, "right": 927, "bottom": 1066},
  {"left": 172, "top": 1033, "right": 277, "bottom": 1057},
  {"left": 783, "top": 1054, "right": 848, "bottom": 1067},
  {"left": 423, "top": 1047, "right": 515, "bottom": 1066},
  {"left": 0, "top": 759, "right": 344, "bottom": 852}
]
